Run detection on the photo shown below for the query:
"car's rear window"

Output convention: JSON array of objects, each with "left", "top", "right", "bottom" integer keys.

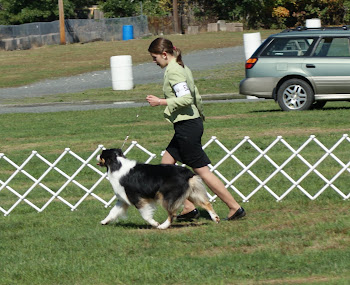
[
  {"left": 313, "top": 37, "right": 350, "bottom": 57},
  {"left": 260, "top": 37, "right": 316, "bottom": 57}
]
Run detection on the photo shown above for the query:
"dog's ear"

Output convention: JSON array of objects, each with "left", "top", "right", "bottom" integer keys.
[
  {"left": 113, "top": 148, "right": 125, "bottom": 158},
  {"left": 100, "top": 149, "right": 115, "bottom": 163}
]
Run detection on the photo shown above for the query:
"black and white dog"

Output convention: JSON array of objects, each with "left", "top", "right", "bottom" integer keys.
[{"left": 97, "top": 148, "right": 220, "bottom": 229}]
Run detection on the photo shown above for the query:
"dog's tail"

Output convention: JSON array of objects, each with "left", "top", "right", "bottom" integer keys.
[
  {"left": 188, "top": 175, "right": 220, "bottom": 223},
  {"left": 188, "top": 175, "right": 210, "bottom": 204}
]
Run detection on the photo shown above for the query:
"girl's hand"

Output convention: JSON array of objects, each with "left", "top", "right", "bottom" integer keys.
[{"left": 146, "top": 95, "right": 161, "bottom": 107}]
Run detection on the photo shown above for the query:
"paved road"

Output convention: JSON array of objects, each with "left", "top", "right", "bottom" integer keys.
[{"left": 0, "top": 46, "right": 246, "bottom": 113}]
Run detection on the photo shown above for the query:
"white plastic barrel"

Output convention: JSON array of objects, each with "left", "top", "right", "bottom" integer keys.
[
  {"left": 306, "top": 18, "right": 321, "bottom": 29},
  {"left": 243, "top": 32, "right": 262, "bottom": 60},
  {"left": 110, "top": 55, "right": 133, "bottom": 90}
]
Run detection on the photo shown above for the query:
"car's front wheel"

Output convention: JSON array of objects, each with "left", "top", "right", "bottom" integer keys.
[{"left": 277, "top": 79, "right": 314, "bottom": 111}]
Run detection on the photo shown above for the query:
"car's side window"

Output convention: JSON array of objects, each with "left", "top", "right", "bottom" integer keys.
[
  {"left": 313, "top": 37, "right": 350, "bottom": 57},
  {"left": 260, "top": 38, "right": 315, "bottom": 57}
]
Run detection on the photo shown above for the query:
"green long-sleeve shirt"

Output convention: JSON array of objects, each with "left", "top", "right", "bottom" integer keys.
[{"left": 163, "top": 59, "right": 205, "bottom": 123}]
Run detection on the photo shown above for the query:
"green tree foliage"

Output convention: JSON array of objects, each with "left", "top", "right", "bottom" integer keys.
[
  {"left": 344, "top": 0, "right": 350, "bottom": 22},
  {"left": 188, "top": 0, "right": 350, "bottom": 29},
  {"left": 140, "top": 0, "right": 172, "bottom": 17},
  {"left": 0, "top": 0, "right": 95, "bottom": 25},
  {"left": 97, "top": 0, "right": 172, "bottom": 18},
  {"left": 1, "top": 0, "right": 350, "bottom": 28},
  {"left": 290, "top": 0, "right": 347, "bottom": 27},
  {"left": 98, "top": 0, "right": 138, "bottom": 18}
]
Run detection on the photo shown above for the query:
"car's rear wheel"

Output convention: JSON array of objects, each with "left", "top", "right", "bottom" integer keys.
[{"left": 277, "top": 79, "right": 314, "bottom": 111}]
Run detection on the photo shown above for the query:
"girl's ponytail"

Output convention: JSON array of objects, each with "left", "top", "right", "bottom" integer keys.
[{"left": 173, "top": 47, "right": 184, "bottom": 68}]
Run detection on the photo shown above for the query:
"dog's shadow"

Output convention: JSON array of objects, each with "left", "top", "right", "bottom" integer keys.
[
  {"left": 113, "top": 210, "right": 215, "bottom": 230},
  {"left": 115, "top": 222, "right": 208, "bottom": 230}
]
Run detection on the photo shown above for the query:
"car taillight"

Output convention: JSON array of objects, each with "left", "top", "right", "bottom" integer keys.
[{"left": 245, "top": 57, "right": 258, "bottom": 69}]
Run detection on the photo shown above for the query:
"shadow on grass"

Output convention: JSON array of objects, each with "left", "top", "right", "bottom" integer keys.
[
  {"left": 250, "top": 109, "right": 281, "bottom": 113},
  {"left": 111, "top": 221, "right": 210, "bottom": 230},
  {"left": 109, "top": 212, "right": 216, "bottom": 229},
  {"left": 251, "top": 106, "right": 350, "bottom": 113},
  {"left": 317, "top": 106, "right": 350, "bottom": 111}
]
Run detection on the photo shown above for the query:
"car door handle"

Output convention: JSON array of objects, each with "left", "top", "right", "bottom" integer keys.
[{"left": 306, "top": 64, "right": 316, "bottom": 68}]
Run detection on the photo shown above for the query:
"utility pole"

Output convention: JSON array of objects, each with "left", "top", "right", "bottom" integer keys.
[
  {"left": 173, "top": 0, "right": 180, "bottom": 34},
  {"left": 58, "top": 0, "right": 66, "bottom": 45}
]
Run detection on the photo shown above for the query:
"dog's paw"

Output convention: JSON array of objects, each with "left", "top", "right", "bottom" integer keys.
[
  {"left": 210, "top": 215, "right": 220, "bottom": 223},
  {"left": 157, "top": 220, "right": 171, "bottom": 230},
  {"left": 100, "top": 219, "right": 109, "bottom": 225},
  {"left": 157, "top": 224, "right": 169, "bottom": 230}
]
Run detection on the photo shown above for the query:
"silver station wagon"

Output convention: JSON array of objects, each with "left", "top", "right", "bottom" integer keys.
[{"left": 239, "top": 26, "right": 350, "bottom": 111}]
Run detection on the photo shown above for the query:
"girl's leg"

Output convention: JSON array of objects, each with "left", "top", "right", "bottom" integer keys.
[
  {"left": 181, "top": 200, "right": 197, "bottom": 214},
  {"left": 194, "top": 166, "right": 241, "bottom": 218},
  {"left": 161, "top": 150, "right": 177, "bottom": 164}
]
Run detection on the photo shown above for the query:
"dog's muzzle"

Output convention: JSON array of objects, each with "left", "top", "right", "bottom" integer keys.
[{"left": 96, "top": 155, "right": 105, "bottom": 167}]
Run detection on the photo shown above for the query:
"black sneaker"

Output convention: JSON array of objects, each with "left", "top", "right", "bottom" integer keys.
[
  {"left": 226, "top": 207, "right": 246, "bottom": 221},
  {"left": 176, "top": 209, "right": 200, "bottom": 222}
]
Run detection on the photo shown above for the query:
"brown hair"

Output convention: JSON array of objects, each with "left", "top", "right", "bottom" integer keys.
[{"left": 148, "top": 37, "right": 184, "bottom": 67}]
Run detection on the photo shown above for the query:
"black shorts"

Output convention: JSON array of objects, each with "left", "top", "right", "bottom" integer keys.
[{"left": 166, "top": 118, "right": 211, "bottom": 169}]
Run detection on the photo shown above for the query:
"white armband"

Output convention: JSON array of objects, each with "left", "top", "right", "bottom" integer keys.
[{"left": 173, "top": 82, "right": 191, "bottom": 97}]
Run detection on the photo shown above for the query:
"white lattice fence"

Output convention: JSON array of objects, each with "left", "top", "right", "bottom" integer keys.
[{"left": 0, "top": 134, "right": 349, "bottom": 216}]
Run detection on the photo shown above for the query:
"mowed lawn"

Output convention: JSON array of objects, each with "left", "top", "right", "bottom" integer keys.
[{"left": 1, "top": 99, "right": 349, "bottom": 284}]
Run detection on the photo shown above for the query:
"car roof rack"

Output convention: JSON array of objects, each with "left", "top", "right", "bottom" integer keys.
[{"left": 282, "top": 25, "right": 350, "bottom": 32}]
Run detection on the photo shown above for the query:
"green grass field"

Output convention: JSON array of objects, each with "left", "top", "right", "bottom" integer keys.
[
  {"left": 1, "top": 32, "right": 350, "bottom": 284},
  {"left": 1, "top": 100, "right": 349, "bottom": 285}
]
